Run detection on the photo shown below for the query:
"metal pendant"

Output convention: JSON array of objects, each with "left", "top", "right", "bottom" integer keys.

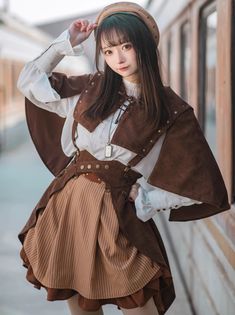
[{"left": 105, "top": 144, "right": 113, "bottom": 158}]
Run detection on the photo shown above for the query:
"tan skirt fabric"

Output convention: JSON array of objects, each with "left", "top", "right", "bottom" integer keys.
[{"left": 22, "top": 174, "right": 160, "bottom": 298}]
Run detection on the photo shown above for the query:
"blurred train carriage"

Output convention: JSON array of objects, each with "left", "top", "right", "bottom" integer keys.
[
  {"left": 0, "top": 10, "right": 91, "bottom": 151},
  {"left": 147, "top": 0, "right": 234, "bottom": 314}
]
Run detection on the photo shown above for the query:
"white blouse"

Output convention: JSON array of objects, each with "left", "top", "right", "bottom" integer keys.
[{"left": 17, "top": 29, "right": 202, "bottom": 222}]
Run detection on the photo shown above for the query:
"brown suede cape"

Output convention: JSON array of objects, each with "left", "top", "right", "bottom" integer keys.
[{"left": 18, "top": 71, "right": 230, "bottom": 314}]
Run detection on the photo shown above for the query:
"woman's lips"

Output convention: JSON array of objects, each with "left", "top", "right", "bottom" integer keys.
[{"left": 118, "top": 66, "right": 129, "bottom": 71}]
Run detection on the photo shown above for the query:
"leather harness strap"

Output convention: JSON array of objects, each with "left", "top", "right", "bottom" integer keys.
[{"left": 71, "top": 119, "right": 152, "bottom": 168}]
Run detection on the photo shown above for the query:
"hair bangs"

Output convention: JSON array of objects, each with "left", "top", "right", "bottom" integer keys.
[
  {"left": 95, "top": 15, "right": 134, "bottom": 51},
  {"left": 101, "top": 28, "right": 130, "bottom": 48}
]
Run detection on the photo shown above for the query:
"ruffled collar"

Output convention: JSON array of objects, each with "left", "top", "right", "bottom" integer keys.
[{"left": 122, "top": 78, "right": 141, "bottom": 99}]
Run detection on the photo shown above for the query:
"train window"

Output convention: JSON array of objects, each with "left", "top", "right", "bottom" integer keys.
[
  {"left": 180, "top": 22, "right": 191, "bottom": 102},
  {"left": 199, "top": 3, "right": 217, "bottom": 158}
]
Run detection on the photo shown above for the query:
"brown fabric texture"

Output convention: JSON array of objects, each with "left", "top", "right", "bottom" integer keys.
[
  {"left": 23, "top": 174, "right": 160, "bottom": 298},
  {"left": 19, "top": 151, "right": 175, "bottom": 314},
  {"left": 25, "top": 72, "right": 92, "bottom": 176},
  {"left": 19, "top": 151, "right": 170, "bottom": 269},
  {"left": 20, "top": 247, "right": 169, "bottom": 313},
  {"left": 20, "top": 173, "right": 171, "bottom": 313},
  {"left": 147, "top": 107, "right": 230, "bottom": 221}
]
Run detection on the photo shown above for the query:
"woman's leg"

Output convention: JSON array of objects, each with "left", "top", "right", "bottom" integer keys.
[
  {"left": 67, "top": 294, "right": 104, "bottom": 315},
  {"left": 120, "top": 297, "right": 160, "bottom": 315}
]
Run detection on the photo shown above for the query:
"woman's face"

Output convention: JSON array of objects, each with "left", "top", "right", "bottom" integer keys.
[{"left": 101, "top": 36, "right": 139, "bottom": 83}]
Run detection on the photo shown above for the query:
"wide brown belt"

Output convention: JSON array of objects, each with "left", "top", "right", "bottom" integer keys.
[
  {"left": 60, "top": 150, "right": 142, "bottom": 189},
  {"left": 83, "top": 172, "right": 102, "bottom": 184}
]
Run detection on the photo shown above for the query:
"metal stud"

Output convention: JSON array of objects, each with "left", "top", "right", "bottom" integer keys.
[
  {"left": 104, "top": 164, "right": 109, "bottom": 169},
  {"left": 142, "top": 148, "right": 146, "bottom": 152},
  {"left": 95, "top": 164, "right": 100, "bottom": 169},
  {"left": 80, "top": 165, "right": 85, "bottom": 169},
  {"left": 150, "top": 139, "right": 153, "bottom": 143},
  {"left": 87, "top": 164, "right": 91, "bottom": 169},
  {"left": 91, "top": 81, "right": 95, "bottom": 85},
  {"left": 85, "top": 90, "right": 88, "bottom": 93},
  {"left": 174, "top": 110, "right": 178, "bottom": 114},
  {"left": 166, "top": 120, "right": 170, "bottom": 124},
  {"left": 158, "top": 129, "right": 161, "bottom": 133}
]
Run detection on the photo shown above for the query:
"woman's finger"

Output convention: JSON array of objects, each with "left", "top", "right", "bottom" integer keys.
[
  {"left": 87, "top": 23, "right": 97, "bottom": 32},
  {"left": 80, "top": 20, "right": 89, "bottom": 31}
]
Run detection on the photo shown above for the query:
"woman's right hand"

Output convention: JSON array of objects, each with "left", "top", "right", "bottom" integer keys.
[
  {"left": 68, "top": 19, "right": 97, "bottom": 47},
  {"left": 128, "top": 183, "right": 140, "bottom": 202}
]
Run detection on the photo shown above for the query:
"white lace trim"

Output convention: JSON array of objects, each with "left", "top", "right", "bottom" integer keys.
[{"left": 123, "top": 78, "right": 141, "bottom": 99}]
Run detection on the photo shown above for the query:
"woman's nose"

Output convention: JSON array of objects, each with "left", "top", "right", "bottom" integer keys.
[{"left": 116, "top": 50, "right": 126, "bottom": 64}]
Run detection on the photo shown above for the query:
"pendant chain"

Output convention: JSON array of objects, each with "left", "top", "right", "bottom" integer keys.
[{"left": 105, "top": 100, "right": 130, "bottom": 158}]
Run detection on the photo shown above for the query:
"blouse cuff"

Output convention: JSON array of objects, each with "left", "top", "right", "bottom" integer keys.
[
  {"left": 34, "top": 29, "right": 84, "bottom": 73},
  {"left": 135, "top": 187, "right": 158, "bottom": 222},
  {"left": 134, "top": 181, "right": 202, "bottom": 222}
]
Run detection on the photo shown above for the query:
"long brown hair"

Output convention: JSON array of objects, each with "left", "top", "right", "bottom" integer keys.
[{"left": 84, "top": 13, "right": 170, "bottom": 129}]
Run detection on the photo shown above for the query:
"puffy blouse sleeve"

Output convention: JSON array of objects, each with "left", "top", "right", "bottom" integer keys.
[
  {"left": 17, "top": 29, "right": 84, "bottom": 117},
  {"left": 134, "top": 177, "right": 202, "bottom": 222}
]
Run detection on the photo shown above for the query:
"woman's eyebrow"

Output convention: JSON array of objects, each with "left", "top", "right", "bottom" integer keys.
[
  {"left": 102, "top": 45, "right": 112, "bottom": 50},
  {"left": 102, "top": 41, "right": 130, "bottom": 50}
]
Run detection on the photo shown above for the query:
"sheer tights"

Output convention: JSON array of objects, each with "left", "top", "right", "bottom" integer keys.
[{"left": 67, "top": 295, "right": 160, "bottom": 315}]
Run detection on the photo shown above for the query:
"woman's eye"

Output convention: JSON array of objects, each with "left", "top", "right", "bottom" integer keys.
[
  {"left": 122, "top": 44, "right": 132, "bottom": 50},
  {"left": 104, "top": 50, "right": 112, "bottom": 56}
]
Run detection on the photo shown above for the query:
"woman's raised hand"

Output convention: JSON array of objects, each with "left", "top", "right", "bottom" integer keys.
[{"left": 68, "top": 19, "right": 97, "bottom": 47}]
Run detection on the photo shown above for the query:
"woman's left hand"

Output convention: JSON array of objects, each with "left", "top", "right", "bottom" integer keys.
[
  {"left": 68, "top": 19, "right": 97, "bottom": 47},
  {"left": 128, "top": 183, "right": 140, "bottom": 202}
]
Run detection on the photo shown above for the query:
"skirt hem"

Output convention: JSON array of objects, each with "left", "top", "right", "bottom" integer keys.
[{"left": 20, "top": 247, "right": 172, "bottom": 315}]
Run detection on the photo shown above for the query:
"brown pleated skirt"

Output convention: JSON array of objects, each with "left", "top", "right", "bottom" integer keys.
[{"left": 20, "top": 173, "right": 170, "bottom": 313}]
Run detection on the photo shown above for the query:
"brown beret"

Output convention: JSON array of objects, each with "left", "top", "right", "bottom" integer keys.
[{"left": 95, "top": 1, "right": 160, "bottom": 47}]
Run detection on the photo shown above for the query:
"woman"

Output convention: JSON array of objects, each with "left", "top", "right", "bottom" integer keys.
[{"left": 17, "top": 2, "right": 230, "bottom": 315}]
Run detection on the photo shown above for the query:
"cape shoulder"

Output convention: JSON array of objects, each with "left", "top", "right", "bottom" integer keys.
[
  {"left": 25, "top": 72, "right": 95, "bottom": 176},
  {"left": 147, "top": 103, "right": 230, "bottom": 220}
]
